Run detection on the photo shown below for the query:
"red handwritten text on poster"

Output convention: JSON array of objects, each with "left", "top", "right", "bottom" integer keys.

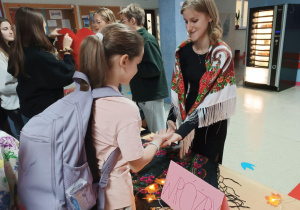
[{"left": 161, "top": 161, "right": 229, "bottom": 210}]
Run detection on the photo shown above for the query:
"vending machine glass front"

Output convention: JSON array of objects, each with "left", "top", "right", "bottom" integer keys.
[{"left": 245, "top": 9, "right": 274, "bottom": 84}]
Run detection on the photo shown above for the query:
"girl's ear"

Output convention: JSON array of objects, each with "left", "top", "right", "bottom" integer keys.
[
  {"left": 119, "top": 54, "right": 129, "bottom": 69},
  {"left": 208, "top": 15, "right": 212, "bottom": 23}
]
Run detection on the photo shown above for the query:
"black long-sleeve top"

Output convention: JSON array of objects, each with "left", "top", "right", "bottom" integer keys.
[
  {"left": 8, "top": 47, "right": 75, "bottom": 118},
  {"left": 168, "top": 43, "right": 207, "bottom": 138}
]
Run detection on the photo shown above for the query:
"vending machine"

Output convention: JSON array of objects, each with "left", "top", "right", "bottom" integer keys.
[{"left": 244, "top": 4, "right": 300, "bottom": 91}]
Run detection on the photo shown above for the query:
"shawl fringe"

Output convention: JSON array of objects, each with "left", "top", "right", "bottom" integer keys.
[
  {"left": 171, "top": 92, "right": 236, "bottom": 129},
  {"left": 171, "top": 96, "right": 236, "bottom": 157},
  {"left": 188, "top": 97, "right": 236, "bottom": 128},
  {"left": 179, "top": 129, "right": 195, "bottom": 158}
]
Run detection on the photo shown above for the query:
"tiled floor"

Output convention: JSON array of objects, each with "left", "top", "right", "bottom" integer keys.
[
  {"left": 224, "top": 61, "right": 300, "bottom": 195},
  {"left": 123, "top": 60, "right": 300, "bottom": 195},
  {"left": 224, "top": 85, "right": 300, "bottom": 195}
]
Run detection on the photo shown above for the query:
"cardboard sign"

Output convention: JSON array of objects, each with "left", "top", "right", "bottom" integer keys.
[{"left": 161, "top": 161, "right": 229, "bottom": 210}]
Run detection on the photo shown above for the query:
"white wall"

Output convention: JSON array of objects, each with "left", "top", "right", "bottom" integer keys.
[
  {"left": 215, "top": 0, "right": 235, "bottom": 13},
  {"left": 235, "top": 29, "right": 247, "bottom": 55},
  {"left": 216, "top": 0, "right": 247, "bottom": 55}
]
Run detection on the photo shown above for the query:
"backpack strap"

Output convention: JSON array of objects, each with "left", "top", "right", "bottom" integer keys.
[
  {"left": 92, "top": 86, "right": 123, "bottom": 210},
  {"left": 92, "top": 86, "right": 123, "bottom": 99},
  {"left": 72, "top": 71, "right": 91, "bottom": 92},
  {"left": 98, "top": 148, "right": 121, "bottom": 210}
]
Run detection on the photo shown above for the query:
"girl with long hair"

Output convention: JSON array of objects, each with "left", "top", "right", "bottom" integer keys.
[
  {"left": 8, "top": 7, "right": 75, "bottom": 123},
  {"left": 0, "top": 17, "right": 23, "bottom": 138},
  {"left": 80, "top": 24, "right": 172, "bottom": 210},
  {"left": 164, "top": 0, "right": 237, "bottom": 188}
]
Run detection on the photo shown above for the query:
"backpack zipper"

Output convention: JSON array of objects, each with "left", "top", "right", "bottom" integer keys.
[
  {"left": 51, "top": 119, "right": 57, "bottom": 199},
  {"left": 75, "top": 102, "right": 83, "bottom": 140}
]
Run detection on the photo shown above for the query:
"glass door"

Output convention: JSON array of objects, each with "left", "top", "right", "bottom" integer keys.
[
  {"left": 248, "top": 10, "right": 274, "bottom": 68},
  {"left": 245, "top": 7, "right": 275, "bottom": 84}
]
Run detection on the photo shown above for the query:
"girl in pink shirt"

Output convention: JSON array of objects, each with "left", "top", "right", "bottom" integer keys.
[{"left": 79, "top": 24, "right": 172, "bottom": 210}]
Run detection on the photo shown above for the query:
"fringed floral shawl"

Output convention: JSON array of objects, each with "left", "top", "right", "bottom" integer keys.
[{"left": 170, "top": 39, "right": 237, "bottom": 157}]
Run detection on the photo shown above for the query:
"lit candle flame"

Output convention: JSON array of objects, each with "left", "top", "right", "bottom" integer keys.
[
  {"left": 155, "top": 178, "right": 165, "bottom": 185},
  {"left": 145, "top": 184, "right": 158, "bottom": 193},
  {"left": 143, "top": 194, "right": 156, "bottom": 202}
]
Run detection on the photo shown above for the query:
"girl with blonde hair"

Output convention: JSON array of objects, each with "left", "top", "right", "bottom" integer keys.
[
  {"left": 92, "top": 7, "right": 124, "bottom": 93},
  {"left": 92, "top": 7, "right": 117, "bottom": 33},
  {"left": 165, "top": 0, "right": 237, "bottom": 188}
]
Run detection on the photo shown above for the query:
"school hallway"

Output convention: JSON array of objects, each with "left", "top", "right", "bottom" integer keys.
[{"left": 123, "top": 60, "right": 300, "bottom": 196}]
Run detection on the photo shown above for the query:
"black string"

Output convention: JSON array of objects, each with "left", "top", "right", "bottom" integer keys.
[{"left": 217, "top": 167, "right": 250, "bottom": 209}]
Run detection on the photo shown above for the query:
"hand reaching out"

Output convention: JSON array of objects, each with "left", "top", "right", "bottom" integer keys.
[
  {"left": 63, "top": 33, "right": 73, "bottom": 49},
  {"left": 128, "top": 129, "right": 174, "bottom": 173},
  {"left": 146, "top": 128, "right": 173, "bottom": 148},
  {"left": 161, "top": 133, "right": 182, "bottom": 148},
  {"left": 167, "top": 120, "right": 177, "bottom": 132},
  {"left": 49, "top": 28, "right": 62, "bottom": 39}
]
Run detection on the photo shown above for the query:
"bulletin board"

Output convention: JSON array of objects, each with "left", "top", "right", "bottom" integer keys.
[
  {"left": 3, "top": 3, "right": 79, "bottom": 34},
  {"left": 78, "top": 5, "right": 121, "bottom": 29}
]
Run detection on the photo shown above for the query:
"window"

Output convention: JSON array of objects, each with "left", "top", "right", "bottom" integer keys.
[{"left": 236, "top": 0, "right": 248, "bottom": 28}]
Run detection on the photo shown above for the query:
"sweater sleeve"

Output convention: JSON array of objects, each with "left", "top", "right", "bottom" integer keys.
[
  {"left": 136, "top": 40, "right": 163, "bottom": 78},
  {"left": 36, "top": 52, "right": 75, "bottom": 89},
  {"left": 0, "top": 57, "right": 17, "bottom": 94},
  {"left": 167, "top": 107, "right": 177, "bottom": 122},
  {"left": 175, "top": 117, "right": 198, "bottom": 139},
  {"left": 167, "top": 106, "right": 198, "bottom": 139}
]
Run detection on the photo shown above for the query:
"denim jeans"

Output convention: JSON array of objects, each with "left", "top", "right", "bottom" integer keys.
[
  {"left": 21, "top": 114, "right": 31, "bottom": 125},
  {"left": 6, "top": 108, "right": 24, "bottom": 139}
]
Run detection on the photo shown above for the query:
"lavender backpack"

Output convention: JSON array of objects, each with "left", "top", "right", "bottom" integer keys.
[{"left": 18, "top": 71, "right": 122, "bottom": 210}]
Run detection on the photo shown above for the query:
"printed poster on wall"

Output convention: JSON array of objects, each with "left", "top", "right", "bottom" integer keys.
[
  {"left": 90, "top": 11, "right": 95, "bottom": 24},
  {"left": 82, "top": 15, "right": 90, "bottom": 28},
  {"left": 49, "top": 10, "right": 63, "bottom": 19},
  {"left": 61, "top": 19, "right": 71, "bottom": 29},
  {"left": 47, "top": 20, "right": 57, "bottom": 27}
]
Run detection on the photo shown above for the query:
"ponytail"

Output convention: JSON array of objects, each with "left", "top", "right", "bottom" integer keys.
[
  {"left": 79, "top": 35, "right": 108, "bottom": 89},
  {"left": 79, "top": 24, "right": 144, "bottom": 89}
]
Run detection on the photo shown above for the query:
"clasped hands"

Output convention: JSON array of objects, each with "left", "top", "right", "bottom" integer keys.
[{"left": 144, "top": 120, "right": 183, "bottom": 149}]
